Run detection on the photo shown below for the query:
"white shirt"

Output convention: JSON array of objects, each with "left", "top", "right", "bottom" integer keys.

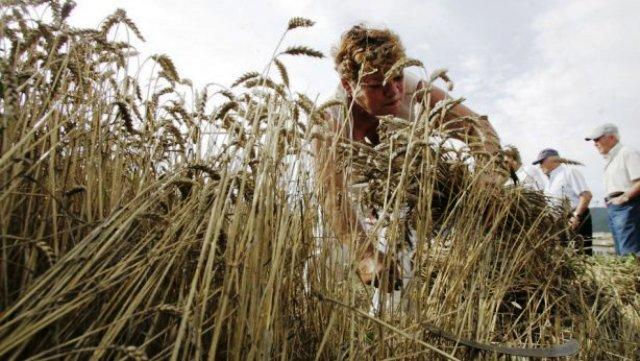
[
  {"left": 604, "top": 143, "right": 640, "bottom": 195},
  {"left": 542, "top": 164, "right": 590, "bottom": 209},
  {"left": 516, "top": 165, "right": 545, "bottom": 191}
]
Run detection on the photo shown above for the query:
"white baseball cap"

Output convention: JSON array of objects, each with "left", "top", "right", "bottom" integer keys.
[{"left": 585, "top": 123, "right": 618, "bottom": 141}]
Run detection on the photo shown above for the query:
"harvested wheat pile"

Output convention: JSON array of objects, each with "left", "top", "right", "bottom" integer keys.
[{"left": 0, "top": 2, "right": 638, "bottom": 360}]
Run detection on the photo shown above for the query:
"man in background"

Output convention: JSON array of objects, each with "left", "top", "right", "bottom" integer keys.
[
  {"left": 534, "top": 148, "right": 593, "bottom": 255},
  {"left": 586, "top": 123, "right": 640, "bottom": 256}
]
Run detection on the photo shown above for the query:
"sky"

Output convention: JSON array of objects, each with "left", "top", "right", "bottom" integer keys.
[{"left": 69, "top": 0, "right": 640, "bottom": 205}]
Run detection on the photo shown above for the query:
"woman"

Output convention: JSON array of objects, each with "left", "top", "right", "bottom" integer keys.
[{"left": 315, "top": 24, "right": 503, "bottom": 301}]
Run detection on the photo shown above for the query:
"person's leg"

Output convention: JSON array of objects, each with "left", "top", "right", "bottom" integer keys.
[
  {"left": 616, "top": 198, "right": 640, "bottom": 256},
  {"left": 577, "top": 209, "right": 593, "bottom": 255},
  {"left": 607, "top": 205, "right": 622, "bottom": 255}
]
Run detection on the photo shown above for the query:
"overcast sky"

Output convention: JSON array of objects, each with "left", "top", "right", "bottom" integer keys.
[{"left": 70, "top": 0, "right": 640, "bottom": 204}]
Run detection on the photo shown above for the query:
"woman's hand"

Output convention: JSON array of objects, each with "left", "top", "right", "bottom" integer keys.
[{"left": 356, "top": 250, "right": 402, "bottom": 293}]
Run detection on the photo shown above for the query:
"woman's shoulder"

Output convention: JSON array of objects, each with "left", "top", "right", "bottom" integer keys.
[{"left": 403, "top": 71, "right": 422, "bottom": 93}]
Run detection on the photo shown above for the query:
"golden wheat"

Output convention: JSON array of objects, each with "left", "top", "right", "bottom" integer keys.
[{"left": 0, "top": 2, "right": 638, "bottom": 361}]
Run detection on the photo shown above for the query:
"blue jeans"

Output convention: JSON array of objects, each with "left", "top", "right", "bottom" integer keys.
[{"left": 607, "top": 197, "right": 640, "bottom": 255}]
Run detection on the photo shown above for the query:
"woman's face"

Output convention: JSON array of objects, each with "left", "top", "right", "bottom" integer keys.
[{"left": 343, "top": 72, "right": 405, "bottom": 116}]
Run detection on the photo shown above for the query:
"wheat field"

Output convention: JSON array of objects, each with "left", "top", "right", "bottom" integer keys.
[{"left": 0, "top": 2, "right": 638, "bottom": 360}]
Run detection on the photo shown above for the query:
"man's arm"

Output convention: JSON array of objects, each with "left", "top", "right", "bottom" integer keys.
[
  {"left": 610, "top": 179, "right": 640, "bottom": 205},
  {"left": 574, "top": 191, "right": 593, "bottom": 216},
  {"left": 570, "top": 191, "right": 593, "bottom": 229},
  {"left": 610, "top": 148, "right": 640, "bottom": 205},
  {"left": 568, "top": 169, "right": 592, "bottom": 229}
]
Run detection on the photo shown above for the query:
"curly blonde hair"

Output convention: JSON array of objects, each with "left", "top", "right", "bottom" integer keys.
[{"left": 333, "top": 24, "right": 406, "bottom": 82}]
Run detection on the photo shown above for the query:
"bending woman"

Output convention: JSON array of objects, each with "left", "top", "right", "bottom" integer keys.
[{"left": 315, "top": 24, "right": 503, "bottom": 297}]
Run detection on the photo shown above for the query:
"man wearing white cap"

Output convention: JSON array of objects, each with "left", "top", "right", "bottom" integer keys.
[
  {"left": 586, "top": 123, "right": 640, "bottom": 256},
  {"left": 533, "top": 148, "right": 593, "bottom": 254}
]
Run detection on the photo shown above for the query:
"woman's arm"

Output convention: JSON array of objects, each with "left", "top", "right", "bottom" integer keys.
[
  {"left": 314, "top": 114, "right": 399, "bottom": 291},
  {"left": 416, "top": 82, "right": 501, "bottom": 156},
  {"left": 314, "top": 129, "right": 370, "bottom": 254}
]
